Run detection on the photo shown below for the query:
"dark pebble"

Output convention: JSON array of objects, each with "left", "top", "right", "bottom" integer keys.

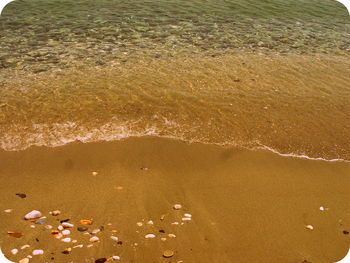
[
  {"left": 78, "top": 226, "right": 88, "bottom": 232},
  {"left": 343, "top": 230, "right": 349, "bottom": 235},
  {"left": 100, "top": 226, "right": 104, "bottom": 231},
  {"left": 117, "top": 241, "right": 123, "bottom": 245},
  {"left": 62, "top": 250, "right": 70, "bottom": 255},
  {"left": 159, "top": 229, "right": 165, "bottom": 233},
  {"left": 95, "top": 258, "right": 107, "bottom": 263},
  {"left": 60, "top": 219, "right": 70, "bottom": 223},
  {"left": 16, "top": 193, "right": 26, "bottom": 198}
]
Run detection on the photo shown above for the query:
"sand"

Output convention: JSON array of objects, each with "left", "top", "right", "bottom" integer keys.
[{"left": 0, "top": 137, "right": 349, "bottom": 263}]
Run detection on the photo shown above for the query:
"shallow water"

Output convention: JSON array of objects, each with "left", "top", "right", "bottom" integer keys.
[{"left": 0, "top": 0, "right": 349, "bottom": 159}]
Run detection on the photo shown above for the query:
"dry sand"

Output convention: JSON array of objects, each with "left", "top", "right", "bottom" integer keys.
[{"left": 0, "top": 137, "right": 349, "bottom": 263}]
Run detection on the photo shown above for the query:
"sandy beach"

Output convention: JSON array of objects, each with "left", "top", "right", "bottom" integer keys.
[{"left": 0, "top": 137, "right": 349, "bottom": 263}]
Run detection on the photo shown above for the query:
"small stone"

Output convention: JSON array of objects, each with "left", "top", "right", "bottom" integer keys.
[
  {"left": 62, "top": 222, "right": 74, "bottom": 228},
  {"left": 95, "top": 258, "right": 107, "bottom": 263},
  {"left": 24, "top": 210, "right": 42, "bottom": 220},
  {"left": 343, "top": 230, "right": 349, "bottom": 235},
  {"left": 62, "top": 250, "right": 70, "bottom": 255},
  {"left": 111, "top": 236, "right": 119, "bottom": 242},
  {"left": 21, "top": 245, "right": 30, "bottom": 250},
  {"left": 35, "top": 217, "right": 46, "bottom": 225},
  {"left": 55, "top": 233, "right": 63, "bottom": 239},
  {"left": 110, "top": 256, "right": 121, "bottom": 260},
  {"left": 173, "top": 204, "right": 182, "bottom": 210},
  {"left": 168, "top": 234, "right": 176, "bottom": 238},
  {"left": 73, "top": 244, "right": 83, "bottom": 248},
  {"left": 78, "top": 226, "right": 88, "bottom": 232},
  {"left": 32, "top": 249, "right": 44, "bottom": 255},
  {"left": 161, "top": 237, "right": 167, "bottom": 241},
  {"left": 89, "top": 236, "right": 99, "bottom": 242},
  {"left": 305, "top": 225, "right": 314, "bottom": 230},
  {"left": 140, "top": 167, "right": 149, "bottom": 171},
  {"left": 159, "top": 229, "right": 165, "bottom": 233},
  {"left": 182, "top": 217, "right": 191, "bottom": 221},
  {"left": 4, "top": 209, "right": 13, "bottom": 213},
  {"left": 136, "top": 222, "right": 143, "bottom": 227},
  {"left": 160, "top": 214, "right": 166, "bottom": 221},
  {"left": 19, "top": 258, "right": 29, "bottom": 263},
  {"left": 61, "top": 238, "right": 71, "bottom": 243},
  {"left": 50, "top": 210, "right": 61, "bottom": 216},
  {"left": 91, "top": 229, "right": 100, "bottom": 235},
  {"left": 30, "top": 225, "right": 35, "bottom": 228},
  {"left": 58, "top": 225, "right": 64, "bottom": 231},
  {"left": 146, "top": 220, "right": 154, "bottom": 225},
  {"left": 16, "top": 193, "right": 27, "bottom": 198},
  {"left": 45, "top": 225, "right": 53, "bottom": 230},
  {"left": 60, "top": 219, "right": 70, "bottom": 223},
  {"left": 145, "top": 234, "right": 156, "bottom": 239},
  {"left": 92, "top": 171, "right": 98, "bottom": 176},
  {"left": 7, "top": 231, "right": 23, "bottom": 238},
  {"left": 62, "top": 230, "right": 70, "bottom": 235},
  {"left": 184, "top": 213, "right": 192, "bottom": 218},
  {"left": 72, "top": 240, "right": 77, "bottom": 243},
  {"left": 163, "top": 250, "right": 174, "bottom": 258},
  {"left": 11, "top": 249, "right": 19, "bottom": 255},
  {"left": 80, "top": 219, "right": 93, "bottom": 225},
  {"left": 117, "top": 241, "right": 123, "bottom": 245}
]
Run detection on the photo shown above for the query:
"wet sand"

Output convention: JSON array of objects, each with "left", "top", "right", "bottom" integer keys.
[{"left": 0, "top": 137, "right": 349, "bottom": 263}]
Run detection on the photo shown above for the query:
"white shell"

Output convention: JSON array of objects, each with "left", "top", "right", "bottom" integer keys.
[{"left": 145, "top": 234, "right": 156, "bottom": 239}]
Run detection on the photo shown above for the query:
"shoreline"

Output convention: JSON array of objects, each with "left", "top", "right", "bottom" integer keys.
[{"left": 1, "top": 136, "right": 349, "bottom": 263}]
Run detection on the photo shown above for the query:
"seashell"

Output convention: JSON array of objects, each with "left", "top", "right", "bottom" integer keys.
[
  {"left": 92, "top": 172, "right": 98, "bottom": 176},
  {"left": 55, "top": 233, "right": 63, "bottom": 239}
]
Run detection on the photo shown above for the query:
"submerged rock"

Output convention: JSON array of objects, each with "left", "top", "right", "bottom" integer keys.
[{"left": 78, "top": 226, "right": 88, "bottom": 232}]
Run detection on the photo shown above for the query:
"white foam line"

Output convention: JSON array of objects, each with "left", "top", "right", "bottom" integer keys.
[{"left": 256, "top": 144, "right": 350, "bottom": 163}]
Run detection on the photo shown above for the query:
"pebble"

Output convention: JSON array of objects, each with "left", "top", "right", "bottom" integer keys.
[
  {"left": 62, "top": 230, "right": 71, "bottom": 235},
  {"left": 89, "top": 236, "right": 99, "bottom": 242},
  {"left": 45, "top": 225, "right": 53, "bottom": 230},
  {"left": 145, "top": 234, "right": 156, "bottom": 239},
  {"left": 91, "top": 229, "right": 101, "bottom": 235},
  {"left": 54, "top": 233, "right": 63, "bottom": 239},
  {"left": 50, "top": 210, "right": 61, "bottom": 216},
  {"left": 77, "top": 226, "right": 88, "bottom": 232},
  {"left": 4, "top": 209, "right": 13, "bottom": 213},
  {"left": 62, "top": 222, "right": 74, "bottom": 228},
  {"left": 16, "top": 193, "right": 27, "bottom": 198},
  {"left": 72, "top": 240, "right": 77, "bottom": 243},
  {"left": 110, "top": 256, "right": 120, "bottom": 260},
  {"left": 61, "top": 237, "right": 71, "bottom": 243},
  {"left": 184, "top": 213, "right": 192, "bottom": 218},
  {"left": 21, "top": 245, "right": 30, "bottom": 250},
  {"left": 7, "top": 231, "right": 23, "bottom": 238},
  {"left": 32, "top": 249, "right": 44, "bottom": 255},
  {"left": 95, "top": 258, "right": 107, "bottom": 263},
  {"left": 163, "top": 250, "right": 174, "bottom": 258},
  {"left": 24, "top": 210, "right": 42, "bottom": 220},
  {"left": 161, "top": 237, "right": 167, "bottom": 241},
  {"left": 182, "top": 217, "right": 191, "bottom": 221},
  {"left": 19, "top": 258, "right": 29, "bottom": 263},
  {"left": 11, "top": 249, "right": 19, "bottom": 255},
  {"left": 92, "top": 171, "right": 98, "bottom": 176},
  {"left": 35, "top": 217, "right": 46, "bottom": 225},
  {"left": 168, "top": 234, "right": 176, "bottom": 238},
  {"left": 58, "top": 225, "right": 64, "bottom": 231},
  {"left": 305, "top": 225, "right": 314, "bottom": 230},
  {"left": 173, "top": 204, "right": 182, "bottom": 210},
  {"left": 80, "top": 219, "right": 93, "bottom": 225},
  {"left": 73, "top": 244, "right": 84, "bottom": 248},
  {"left": 111, "top": 236, "right": 119, "bottom": 242},
  {"left": 136, "top": 222, "right": 143, "bottom": 227},
  {"left": 146, "top": 220, "right": 154, "bottom": 225},
  {"left": 30, "top": 225, "right": 36, "bottom": 228}
]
